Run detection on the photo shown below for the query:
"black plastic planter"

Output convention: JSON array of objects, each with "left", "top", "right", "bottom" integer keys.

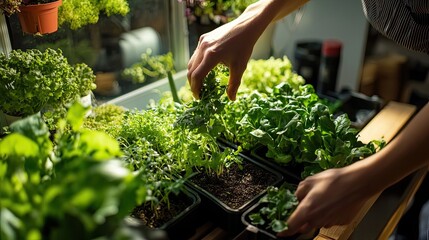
[
  {"left": 241, "top": 202, "right": 318, "bottom": 240},
  {"left": 250, "top": 145, "right": 303, "bottom": 184},
  {"left": 130, "top": 187, "right": 201, "bottom": 240},
  {"left": 319, "top": 90, "right": 383, "bottom": 129},
  {"left": 187, "top": 152, "right": 285, "bottom": 235}
]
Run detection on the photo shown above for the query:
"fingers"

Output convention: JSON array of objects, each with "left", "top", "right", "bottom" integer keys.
[
  {"left": 226, "top": 62, "right": 246, "bottom": 101},
  {"left": 277, "top": 180, "right": 314, "bottom": 237},
  {"left": 188, "top": 52, "right": 218, "bottom": 99},
  {"left": 295, "top": 178, "right": 312, "bottom": 201},
  {"left": 278, "top": 201, "right": 311, "bottom": 237},
  {"left": 187, "top": 37, "right": 220, "bottom": 99}
]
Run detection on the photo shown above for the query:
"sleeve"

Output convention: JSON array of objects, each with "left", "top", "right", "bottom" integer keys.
[{"left": 361, "top": 0, "right": 429, "bottom": 54}]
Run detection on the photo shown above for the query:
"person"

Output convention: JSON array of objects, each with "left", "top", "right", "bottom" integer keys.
[{"left": 186, "top": 0, "right": 429, "bottom": 237}]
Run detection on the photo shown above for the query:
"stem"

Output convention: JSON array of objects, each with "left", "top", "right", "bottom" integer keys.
[{"left": 167, "top": 71, "right": 181, "bottom": 104}]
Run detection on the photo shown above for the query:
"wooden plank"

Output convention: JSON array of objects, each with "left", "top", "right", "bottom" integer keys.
[
  {"left": 378, "top": 168, "right": 427, "bottom": 239},
  {"left": 317, "top": 101, "right": 417, "bottom": 240},
  {"left": 357, "top": 101, "right": 416, "bottom": 144}
]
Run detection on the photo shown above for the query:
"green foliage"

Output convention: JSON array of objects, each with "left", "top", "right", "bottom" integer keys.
[
  {"left": 0, "top": 103, "right": 146, "bottom": 240},
  {"left": 122, "top": 50, "right": 175, "bottom": 84},
  {"left": 175, "top": 61, "right": 383, "bottom": 178},
  {"left": 175, "top": 65, "right": 229, "bottom": 137},
  {"left": 179, "top": 0, "right": 258, "bottom": 24},
  {"left": 249, "top": 184, "right": 298, "bottom": 233},
  {"left": 83, "top": 104, "right": 126, "bottom": 138},
  {"left": 36, "top": 39, "right": 97, "bottom": 67},
  {"left": 241, "top": 56, "right": 305, "bottom": 94},
  {"left": 58, "top": 0, "right": 130, "bottom": 30},
  {"left": 212, "top": 66, "right": 384, "bottom": 178},
  {"left": 0, "top": 49, "right": 96, "bottom": 117}
]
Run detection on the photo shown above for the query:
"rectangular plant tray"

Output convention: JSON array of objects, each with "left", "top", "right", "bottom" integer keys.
[
  {"left": 250, "top": 145, "right": 303, "bottom": 184},
  {"left": 241, "top": 200, "right": 318, "bottom": 240},
  {"left": 320, "top": 90, "right": 383, "bottom": 129},
  {"left": 186, "top": 149, "right": 286, "bottom": 235},
  {"left": 127, "top": 186, "right": 201, "bottom": 240}
]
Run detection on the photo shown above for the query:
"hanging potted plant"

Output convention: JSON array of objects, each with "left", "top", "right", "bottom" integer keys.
[
  {"left": 0, "top": 0, "right": 62, "bottom": 34},
  {"left": 0, "top": 48, "right": 96, "bottom": 129},
  {"left": 17, "top": 0, "right": 62, "bottom": 34}
]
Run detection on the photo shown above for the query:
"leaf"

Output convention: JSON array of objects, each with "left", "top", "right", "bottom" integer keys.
[
  {"left": 67, "top": 103, "right": 90, "bottom": 131},
  {"left": 79, "top": 130, "right": 123, "bottom": 161},
  {"left": 249, "top": 213, "right": 265, "bottom": 226},
  {"left": 0, "top": 133, "right": 39, "bottom": 158},
  {"left": 250, "top": 129, "right": 274, "bottom": 144},
  {"left": 271, "top": 219, "right": 288, "bottom": 233},
  {"left": 70, "top": 188, "right": 96, "bottom": 208}
]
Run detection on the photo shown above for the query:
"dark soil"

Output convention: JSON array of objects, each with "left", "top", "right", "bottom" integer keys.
[
  {"left": 190, "top": 160, "right": 278, "bottom": 209},
  {"left": 131, "top": 193, "right": 192, "bottom": 229}
]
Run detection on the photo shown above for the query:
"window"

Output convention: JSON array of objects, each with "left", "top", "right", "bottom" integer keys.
[{"left": 2, "top": 0, "right": 188, "bottom": 103}]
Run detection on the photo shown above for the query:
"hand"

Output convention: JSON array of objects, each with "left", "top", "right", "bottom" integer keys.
[
  {"left": 187, "top": 6, "right": 269, "bottom": 100},
  {"left": 278, "top": 167, "right": 374, "bottom": 237}
]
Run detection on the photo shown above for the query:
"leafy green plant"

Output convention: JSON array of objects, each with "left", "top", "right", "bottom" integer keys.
[
  {"left": 58, "top": 0, "right": 129, "bottom": 30},
  {"left": 249, "top": 184, "right": 298, "bottom": 233},
  {"left": 241, "top": 56, "right": 305, "bottom": 94},
  {"left": 122, "top": 50, "right": 175, "bottom": 84},
  {"left": 174, "top": 64, "right": 385, "bottom": 178},
  {"left": 175, "top": 65, "right": 229, "bottom": 137},
  {"left": 0, "top": 48, "right": 95, "bottom": 118},
  {"left": 83, "top": 103, "right": 126, "bottom": 138},
  {"left": 220, "top": 82, "right": 385, "bottom": 178},
  {"left": 179, "top": 0, "right": 257, "bottom": 24},
  {"left": 0, "top": 103, "right": 147, "bottom": 240}
]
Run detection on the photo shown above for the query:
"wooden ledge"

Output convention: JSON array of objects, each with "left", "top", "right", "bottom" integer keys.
[{"left": 317, "top": 101, "right": 418, "bottom": 240}]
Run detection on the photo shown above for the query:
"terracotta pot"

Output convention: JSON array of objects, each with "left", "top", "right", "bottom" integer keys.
[{"left": 18, "top": 0, "right": 62, "bottom": 35}]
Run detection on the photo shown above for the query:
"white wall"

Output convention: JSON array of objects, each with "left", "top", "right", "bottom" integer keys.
[
  {"left": 0, "top": 15, "right": 12, "bottom": 55},
  {"left": 272, "top": 0, "right": 369, "bottom": 91}
]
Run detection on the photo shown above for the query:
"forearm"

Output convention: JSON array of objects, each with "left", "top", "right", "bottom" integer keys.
[
  {"left": 350, "top": 102, "right": 429, "bottom": 196},
  {"left": 245, "top": 0, "right": 309, "bottom": 22},
  {"left": 238, "top": 0, "right": 309, "bottom": 37}
]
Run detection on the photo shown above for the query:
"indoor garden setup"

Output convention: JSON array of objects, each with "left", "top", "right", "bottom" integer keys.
[{"left": 1, "top": 0, "right": 426, "bottom": 240}]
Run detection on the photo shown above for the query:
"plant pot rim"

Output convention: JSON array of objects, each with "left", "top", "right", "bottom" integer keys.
[
  {"left": 19, "top": 0, "right": 62, "bottom": 11},
  {"left": 188, "top": 151, "right": 284, "bottom": 214},
  {"left": 159, "top": 187, "right": 201, "bottom": 230},
  {"left": 242, "top": 201, "right": 317, "bottom": 240}
]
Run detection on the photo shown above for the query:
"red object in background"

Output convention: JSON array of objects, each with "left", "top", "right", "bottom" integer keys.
[{"left": 317, "top": 39, "right": 342, "bottom": 95}]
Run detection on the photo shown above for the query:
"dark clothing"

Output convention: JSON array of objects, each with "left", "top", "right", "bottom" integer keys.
[{"left": 362, "top": 0, "right": 429, "bottom": 54}]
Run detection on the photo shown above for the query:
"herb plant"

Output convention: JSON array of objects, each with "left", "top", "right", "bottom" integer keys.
[
  {"left": 175, "top": 65, "right": 229, "bottom": 137},
  {"left": 178, "top": 0, "right": 257, "bottom": 25},
  {"left": 58, "top": 0, "right": 130, "bottom": 30},
  {"left": 0, "top": 48, "right": 96, "bottom": 118},
  {"left": 175, "top": 64, "right": 384, "bottom": 179},
  {"left": 0, "top": 103, "right": 146, "bottom": 240},
  {"left": 241, "top": 56, "right": 305, "bottom": 94},
  {"left": 249, "top": 184, "right": 299, "bottom": 233},
  {"left": 122, "top": 50, "right": 175, "bottom": 84},
  {"left": 220, "top": 82, "right": 385, "bottom": 178}
]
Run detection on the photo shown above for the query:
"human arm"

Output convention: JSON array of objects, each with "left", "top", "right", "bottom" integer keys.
[
  {"left": 187, "top": 0, "right": 309, "bottom": 100},
  {"left": 279, "top": 102, "right": 429, "bottom": 236}
]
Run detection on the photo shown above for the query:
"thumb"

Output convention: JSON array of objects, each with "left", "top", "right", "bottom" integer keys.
[{"left": 226, "top": 63, "right": 246, "bottom": 101}]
